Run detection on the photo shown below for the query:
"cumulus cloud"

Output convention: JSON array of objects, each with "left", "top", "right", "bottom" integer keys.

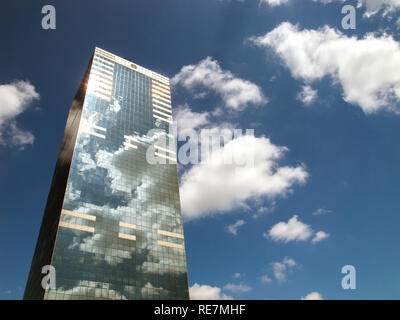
[
  {"left": 226, "top": 219, "right": 246, "bottom": 235},
  {"left": 272, "top": 257, "right": 296, "bottom": 282},
  {"left": 223, "top": 282, "right": 252, "bottom": 293},
  {"left": 344, "top": 0, "right": 400, "bottom": 18},
  {"left": 260, "top": 275, "right": 273, "bottom": 283},
  {"left": 174, "top": 104, "right": 210, "bottom": 134},
  {"left": 260, "top": 0, "right": 290, "bottom": 6},
  {"left": 297, "top": 85, "right": 318, "bottom": 106},
  {"left": 261, "top": 0, "right": 400, "bottom": 17},
  {"left": 7, "top": 122, "right": 35, "bottom": 147},
  {"left": 189, "top": 283, "right": 233, "bottom": 300},
  {"left": 180, "top": 135, "right": 308, "bottom": 221},
  {"left": 312, "top": 208, "right": 333, "bottom": 215},
  {"left": 301, "top": 291, "right": 324, "bottom": 300},
  {"left": 312, "top": 231, "right": 330, "bottom": 243},
  {"left": 250, "top": 22, "right": 400, "bottom": 114},
  {"left": 0, "top": 80, "right": 39, "bottom": 147},
  {"left": 268, "top": 215, "right": 313, "bottom": 242},
  {"left": 267, "top": 215, "right": 329, "bottom": 244},
  {"left": 171, "top": 57, "right": 267, "bottom": 110}
]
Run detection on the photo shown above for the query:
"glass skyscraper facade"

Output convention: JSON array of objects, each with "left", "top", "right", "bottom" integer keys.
[{"left": 24, "top": 47, "right": 189, "bottom": 300}]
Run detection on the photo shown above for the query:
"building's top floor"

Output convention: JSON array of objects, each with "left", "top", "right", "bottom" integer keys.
[{"left": 94, "top": 47, "right": 170, "bottom": 85}]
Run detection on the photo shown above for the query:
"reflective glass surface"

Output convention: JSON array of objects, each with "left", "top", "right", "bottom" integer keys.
[{"left": 44, "top": 50, "right": 189, "bottom": 300}]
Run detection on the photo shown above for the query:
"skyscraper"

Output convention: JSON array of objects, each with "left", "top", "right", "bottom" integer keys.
[{"left": 24, "top": 47, "right": 189, "bottom": 300}]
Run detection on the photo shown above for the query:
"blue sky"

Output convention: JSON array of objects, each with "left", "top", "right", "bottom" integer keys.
[{"left": 1, "top": 0, "right": 400, "bottom": 300}]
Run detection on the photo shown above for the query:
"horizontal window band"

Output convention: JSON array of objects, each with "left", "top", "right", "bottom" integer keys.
[
  {"left": 157, "top": 229, "right": 184, "bottom": 239},
  {"left": 59, "top": 221, "right": 95, "bottom": 233},
  {"left": 93, "top": 60, "right": 114, "bottom": 71},
  {"left": 86, "top": 91, "right": 111, "bottom": 102},
  {"left": 152, "top": 85, "right": 170, "bottom": 95},
  {"left": 123, "top": 141, "right": 138, "bottom": 149},
  {"left": 151, "top": 76, "right": 169, "bottom": 85},
  {"left": 94, "top": 49, "right": 116, "bottom": 60},
  {"left": 88, "top": 79, "right": 113, "bottom": 90},
  {"left": 88, "top": 82, "right": 113, "bottom": 94},
  {"left": 92, "top": 65, "right": 114, "bottom": 77},
  {"left": 90, "top": 69, "right": 114, "bottom": 81},
  {"left": 154, "top": 145, "right": 176, "bottom": 155},
  {"left": 153, "top": 101, "right": 171, "bottom": 110},
  {"left": 87, "top": 86, "right": 111, "bottom": 96},
  {"left": 90, "top": 74, "right": 113, "bottom": 85},
  {"left": 93, "top": 56, "right": 115, "bottom": 67},
  {"left": 152, "top": 99, "right": 172, "bottom": 109},
  {"left": 88, "top": 82, "right": 113, "bottom": 93},
  {"left": 96, "top": 84, "right": 113, "bottom": 94},
  {"left": 152, "top": 91, "right": 171, "bottom": 101},
  {"left": 87, "top": 91, "right": 111, "bottom": 102},
  {"left": 152, "top": 88, "right": 170, "bottom": 99},
  {"left": 95, "top": 53, "right": 115, "bottom": 61},
  {"left": 153, "top": 108, "right": 173, "bottom": 119},
  {"left": 155, "top": 152, "right": 176, "bottom": 162},
  {"left": 92, "top": 63, "right": 114, "bottom": 74},
  {"left": 152, "top": 80, "right": 170, "bottom": 90},
  {"left": 88, "top": 86, "right": 112, "bottom": 97},
  {"left": 124, "top": 135, "right": 139, "bottom": 143},
  {"left": 61, "top": 209, "right": 96, "bottom": 221},
  {"left": 153, "top": 104, "right": 172, "bottom": 114},
  {"left": 81, "top": 122, "right": 106, "bottom": 132},
  {"left": 95, "top": 48, "right": 115, "bottom": 56},
  {"left": 152, "top": 93, "right": 171, "bottom": 104},
  {"left": 80, "top": 128, "right": 106, "bottom": 139},
  {"left": 119, "top": 221, "right": 137, "bottom": 229},
  {"left": 153, "top": 114, "right": 173, "bottom": 124},
  {"left": 118, "top": 233, "right": 136, "bottom": 241},
  {"left": 157, "top": 240, "right": 184, "bottom": 250}
]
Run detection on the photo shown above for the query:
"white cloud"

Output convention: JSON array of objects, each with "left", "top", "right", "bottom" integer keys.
[
  {"left": 0, "top": 80, "right": 39, "bottom": 147},
  {"left": 313, "top": 0, "right": 400, "bottom": 18},
  {"left": 297, "top": 85, "right": 318, "bottom": 106},
  {"left": 261, "top": 0, "right": 400, "bottom": 17},
  {"left": 223, "top": 282, "right": 252, "bottom": 293},
  {"left": 180, "top": 135, "right": 308, "bottom": 221},
  {"left": 301, "top": 291, "right": 324, "bottom": 300},
  {"left": 250, "top": 22, "right": 400, "bottom": 114},
  {"left": 312, "top": 231, "right": 330, "bottom": 243},
  {"left": 260, "top": 275, "right": 273, "bottom": 283},
  {"left": 312, "top": 208, "right": 333, "bottom": 215},
  {"left": 283, "top": 256, "right": 296, "bottom": 267},
  {"left": 353, "top": 0, "right": 400, "bottom": 17},
  {"left": 226, "top": 219, "right": 246, "bottom": 235},
  {"left": 171, "top": 57, "right": 267, "bottom": 110},
  {"left": 260, "top": 0, "right": 290, "bottom": 6},
  {"left": 267, "top": 215, "right": 330, "bottom": 244},
  {"left": 233, "top": 272, "right": 242, "bottom": 278},
  {"left": 268, "top": 215, "right": 313, "bottom": 242},
  {"left": 271, "top": 256, "right": 296, "bottom": 282},
  {"left": 0, "top": 81, "right": 39, "bottom": 125},
  {"left": 189, "top": 283, "right": 233, "bottom": 300},
  {"left": 8, "top": 122, "right": 35, "bottom": 147},
  {"left": 174, "top": 104, "right": 210, "bottom": 134}
]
